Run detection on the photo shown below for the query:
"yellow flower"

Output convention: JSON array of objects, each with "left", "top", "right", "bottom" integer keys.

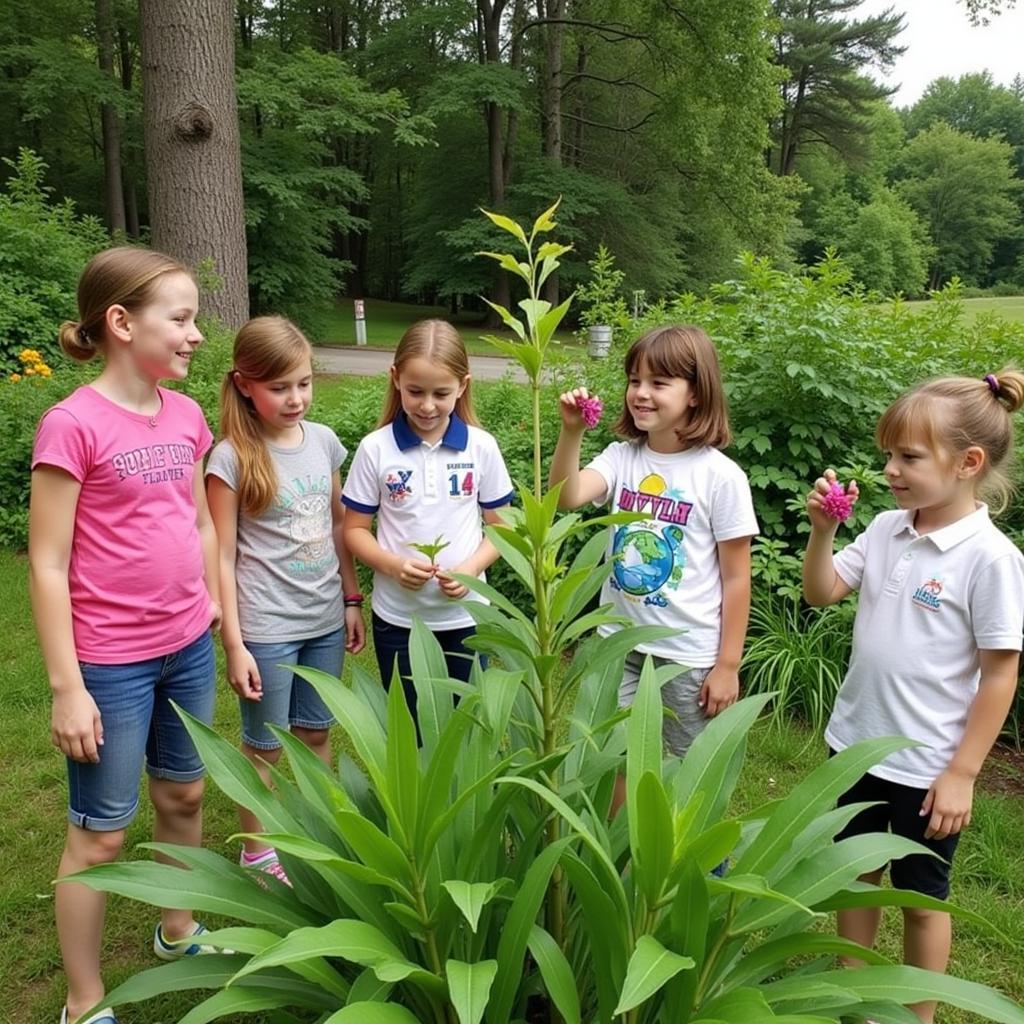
[
  {"left": 9, "top": 373, "right": 22, "bottom": 383},
  {"left": 38, "top": 364, "right": 53, "bottom": 378},
  {"left": 19, "top": 348, "right": 41, "bottom": 364},
  {"left": 24, "top": 366, "right": 37, "bottom": 376}
]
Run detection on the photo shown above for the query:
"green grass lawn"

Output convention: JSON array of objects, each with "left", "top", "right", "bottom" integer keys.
[
  {"left": 4, "top": 546, "right": 1023, "bottom": 1022},
  {"left": 309, "top": 297, "right": 581, "bottom": 355},
  {"left": 899, "top": 295, "right": 1024, "bottom": 325}
]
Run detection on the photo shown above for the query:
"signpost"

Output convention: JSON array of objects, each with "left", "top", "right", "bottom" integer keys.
[{"left": 354, "top": 299, "right": 367, "bottom": 346}]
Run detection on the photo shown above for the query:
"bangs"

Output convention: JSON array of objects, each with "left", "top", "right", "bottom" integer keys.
[
  {"left": 875, "top": 394, "right": 944, "bottom": 452},
  {"left": 624, "top": 328, "right": 696, "bottom": 380}
]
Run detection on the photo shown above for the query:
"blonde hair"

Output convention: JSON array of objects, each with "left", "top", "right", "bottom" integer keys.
[
  {"left": 220, "top": 316, "right": 313, "bottom": 517},
  {"left": 378, "top": 319, "right": 479, "bottom": 428},
  {"left": 614, "top": 325, "right": 732, "bottom": 449},
  {"left": 59, "top": 246, "right": 191, "bottom": 362},
  {"left": 876, "top": 368, "right": 1024, "bottom": 513}
]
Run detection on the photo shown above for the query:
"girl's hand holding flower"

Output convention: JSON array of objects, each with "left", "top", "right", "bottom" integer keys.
[
  {"left": 558, "top": 386, "right": 602, "bottom": 431},
  {"left": 806, "top": 469, "right": 858, "bottom": 532}
]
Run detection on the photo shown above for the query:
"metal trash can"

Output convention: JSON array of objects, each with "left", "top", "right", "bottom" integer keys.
[{"left": 588, "top": 324, "right": 612, "bottom": 358}]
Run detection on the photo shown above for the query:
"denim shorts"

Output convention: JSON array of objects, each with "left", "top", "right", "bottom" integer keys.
[
  {"left": 241, "top": 628, "right": 344, "bottom": 750},
  {"left": 619, "top": 652, "right": 712, "bottom": 758},
  {"left": 70, "top": 630, "right": 216, "bottom": 832}
]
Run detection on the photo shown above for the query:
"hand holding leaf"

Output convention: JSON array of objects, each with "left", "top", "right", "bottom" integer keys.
[{"left": 409, "top": 535, "right": 450, "bottom": 564}]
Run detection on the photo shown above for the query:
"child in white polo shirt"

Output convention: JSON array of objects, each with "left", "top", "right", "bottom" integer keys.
[
  {"left": 803, "top": 369, "right": 1024, "bottom": 1024},
  {"left": 343, "top": 320, "right": 514, "bottom": 719}
]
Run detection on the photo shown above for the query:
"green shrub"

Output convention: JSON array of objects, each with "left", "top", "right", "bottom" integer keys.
[{"left": 0, "top": 149, "right": 107, "bottom": 372}]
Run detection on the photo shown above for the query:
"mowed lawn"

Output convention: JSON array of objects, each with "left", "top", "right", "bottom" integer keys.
[
  {"left": 310, "top": 297, "right": 581, "bottom": 354},
  {"left": 899, "top": 295, "right": 1024, "bottom": 325},
  {"left": 3, "top": 545, "right": 1024, "bottom": 1022}
]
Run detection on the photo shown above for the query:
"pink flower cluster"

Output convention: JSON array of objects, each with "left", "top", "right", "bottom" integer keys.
[
  {"left": 821, "top": 482, "right": 854, "bottom": 523},
  {"left": 575, "top": 394, "right": 604, "bottom": 429}
]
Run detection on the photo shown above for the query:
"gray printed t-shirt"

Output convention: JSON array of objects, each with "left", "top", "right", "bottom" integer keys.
[{"left": 206, "top": 421, "right": 346, "bottom": 643}]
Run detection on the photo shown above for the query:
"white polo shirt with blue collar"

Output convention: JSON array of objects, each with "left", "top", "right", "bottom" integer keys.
[
  {"left": 342, "top": 412, "right": 514, "bottom": 630},
  {"left": 825, "top": 504, "right": 1024, "bottom": 788}
]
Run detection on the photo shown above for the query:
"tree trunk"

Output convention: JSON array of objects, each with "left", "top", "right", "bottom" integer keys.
[
  {"left": 479, "top": 0, "right": 511, "bottom": 319},
  {"left": 96, "top": 0, "right": 126, "bottom": 234},
  {"left": 139, "top": 0, "right": 249, "bottom": 327},
  {"left": 538, "top": 0, "right": 564, "bottom": 305}
]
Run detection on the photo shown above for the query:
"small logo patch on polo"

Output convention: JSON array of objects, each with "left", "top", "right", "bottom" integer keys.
[
  {"left": 911, "top": 576, "right": 943, "bottom": 612},
  {"left": 384, "top": 469, "right": 413, "bottom": 502}
]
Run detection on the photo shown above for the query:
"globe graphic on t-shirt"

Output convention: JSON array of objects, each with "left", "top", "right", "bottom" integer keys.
[{"left": 612, "top": 525, "right": 684, "bottom": 596}]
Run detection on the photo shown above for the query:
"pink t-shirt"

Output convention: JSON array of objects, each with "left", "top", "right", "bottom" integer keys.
[{"left": 32, "top": 385, "right": 214, "bottom": 663}]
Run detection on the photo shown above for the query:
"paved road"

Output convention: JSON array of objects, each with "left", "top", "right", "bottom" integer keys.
[{"left": 313, "top": 345, "right": 526, "bottom": 382}]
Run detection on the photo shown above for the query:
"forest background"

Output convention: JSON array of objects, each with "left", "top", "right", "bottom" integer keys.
[{"left": 3, "top": 0, "right": 1024, "bottom": 344}]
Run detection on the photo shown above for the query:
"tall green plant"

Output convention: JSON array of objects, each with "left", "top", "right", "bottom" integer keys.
[{"left": 65, "top": 203, "right": 1024, "bottom": 1024}]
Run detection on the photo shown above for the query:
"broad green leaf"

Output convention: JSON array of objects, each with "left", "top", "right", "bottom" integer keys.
[
  {"left": 101, "top": 957, "right": 335, "bottom": 1012},
  {"left": 672, "top": 693, "right": 772, "bottom": 835},
  {"left": 723, "top": 933, "right": 891, "bottom": 989},
  {"left": 447, "top": 959, "right": 498, "bottom": 1024},
  {"left": 764, "top": 965, "right": 1024, "bottom": 1023},
  {"left": 561, "top": 852, "right": 629, "bottom": 1023},
  {"left": 733, "top": 833, "right": 928, "bottom": 933},
  {"left": 173, "top": 706, "right": 302, "bottom": 835},
  {"left": 663, "top": 854, "right": 709, "bottom": 1022},
  {"left": 67, "top": 861, "right": 315, "bottom": 930},
  {"left": 176, "top": 988, "right": 297, "bottom": 1024},
  {"left": 415, "top": 703, "right": 476, "bottom": 861},
  {"left": 480, "top": 208, "right": 527, "bottom": 244},
  {"left": 483, "top": 523, "right": 535, "bottom": 587},
  {"left": 335, "top": 811, "right": 413, "bottom": 888},
  {"left": 534, "top": 293, "right": 574, "bottom": 348},
  {"left": 442, "top": 879, "right": 507, "bottom": 933},
  {"left": 347, "top": 967, "right": 394, "bottom": 1004},
  {"left": 635, "top": 771, "right": 673, "bottom": 906},
  {"left": 528, "top": 925, "right": 581, "bottom": 1024},
  {"left": 323, "top": 1003, "right": 422, "bottom": 1024},
  {"left": 409, "top": 619, "right": 454, "bottom": 751},
  {"left": 531, "top": 198, "right": 560, "bottom": 236},
  {"left": 615, "top": 935, "right": 695, "bottom": 1015},
  {"left": 291, "top": 666, "right": 389, "bottom": 793},
  {"left": 386, "top": 671, "right": 420, "bottom": 843},
  {"left": 536, "top": 241, "right": 571, "bottom": 261},
  {"left": 732, "top": 737, "right": 914, "bottom": 879},
  {"left": 487, "top": 837, "right": 573, "bottom": 1024},
  {"left": 626, "top": 656, "right": 663, "bottom": 859},
  {"left": 518, "top": 297, "right": 552, "bottom": 332},
  {"left": 476, "top": 251, "right": 532, "bottom": 286}
]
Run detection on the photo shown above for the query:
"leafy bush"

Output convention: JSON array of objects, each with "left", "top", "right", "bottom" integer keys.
[{"left": 0, "top": 149, "right": 107, "bottom": 371}]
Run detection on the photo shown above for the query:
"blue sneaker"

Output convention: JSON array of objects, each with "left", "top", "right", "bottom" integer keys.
[
  {"left": 153, "top": 921, "right": 219, "bottom": 961},
  {"left": 60, "top": 1008, "right": 118, "bottom": 1024}
]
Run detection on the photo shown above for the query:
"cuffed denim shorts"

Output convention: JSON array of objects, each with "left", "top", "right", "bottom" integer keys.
[
  {"left": 240, "top": 627, "right": 344, "bottom": 750},
  {"left": 69, "top": 629, "right": 216, "bottom": 832}
]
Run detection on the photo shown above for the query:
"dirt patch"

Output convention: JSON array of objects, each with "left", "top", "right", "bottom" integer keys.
[{"left": 979, "top": 742, "right": 1024, "bottom": 798}]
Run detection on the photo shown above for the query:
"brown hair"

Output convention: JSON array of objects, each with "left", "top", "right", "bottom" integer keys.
[
  {"left": 58, "top": 246, "right": 192, "bottom": 362},
  {"left": 377, "top": 319, "right": 479, "bottom": 428},
  {"left": 220, "top": 316, "right": 314, "bottom": 517},
  {"left": 613, "top": 325, "right": 732, "bottom": 449},
  {"left": 876, "top": 368, "right": 1024, "bottom": 513}
]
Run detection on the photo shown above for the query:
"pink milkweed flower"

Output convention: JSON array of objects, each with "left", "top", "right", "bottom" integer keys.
[
  {"left": 822, "top": 481, "right": 854, "bottom": 523},
  {"left": 576, "top": 394, "right": 604, "bottom": 429}
]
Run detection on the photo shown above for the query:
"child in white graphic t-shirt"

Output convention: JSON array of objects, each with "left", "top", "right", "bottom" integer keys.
[{"left": 550, "top": 325, "right": 758, "bottom": 780}]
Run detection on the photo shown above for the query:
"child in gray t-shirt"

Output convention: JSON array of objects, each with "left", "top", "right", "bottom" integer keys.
[{"left": 206, "top": 316, "right": 365, "bottom": 884}]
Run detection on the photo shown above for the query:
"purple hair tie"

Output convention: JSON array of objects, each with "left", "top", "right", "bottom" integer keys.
[{"left": 984, "top": 373, "right": 1000, "bottom": 395}]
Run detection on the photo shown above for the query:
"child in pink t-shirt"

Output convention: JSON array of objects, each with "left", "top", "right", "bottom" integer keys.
[{"left": 29, "top": 248, "right": 222, "bottom": 1024}]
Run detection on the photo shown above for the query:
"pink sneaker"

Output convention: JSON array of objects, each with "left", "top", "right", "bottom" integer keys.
[{"left": 241, "top": 849, "right": 292, "bottom": 887}]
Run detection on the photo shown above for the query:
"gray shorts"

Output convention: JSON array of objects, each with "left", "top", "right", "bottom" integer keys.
[{"left": 619, "top": 651, "right": 712, "bottom": 757}]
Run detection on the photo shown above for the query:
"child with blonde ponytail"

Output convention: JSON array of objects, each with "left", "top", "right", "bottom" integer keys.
[
  {"left": 206, "top": 316, "right": 364, "bottom": 884},
  {"left": 803, "top": 369, "right": 1024, "bottom": 1023}
]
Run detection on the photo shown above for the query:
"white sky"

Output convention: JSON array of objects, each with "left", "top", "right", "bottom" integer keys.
[{"left": 857, "top": 0, "right": 1024, "bottom": 106}]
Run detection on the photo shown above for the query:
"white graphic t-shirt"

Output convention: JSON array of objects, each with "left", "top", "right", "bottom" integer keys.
[{"left": 586, "top": 441, "right": 758, "bottom": 665}]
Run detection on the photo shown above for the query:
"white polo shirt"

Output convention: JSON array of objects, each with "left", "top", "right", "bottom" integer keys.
[
  {"left": 825, "top": 505, "right": 1024, "bottom": 788},
  {"left": 342, "top": 412, "right": 514, "bottom": 630}
]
